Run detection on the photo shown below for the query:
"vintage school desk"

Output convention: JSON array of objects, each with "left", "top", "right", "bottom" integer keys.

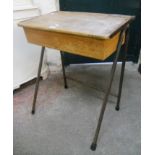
[{"left": 19, "top": 11, "right": 134, "bottom": 151}]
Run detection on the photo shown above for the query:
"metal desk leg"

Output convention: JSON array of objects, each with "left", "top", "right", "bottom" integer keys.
[
  {"left": 90, "top": 30, "right": 125, "bottom": 151},
  {"left": 60, "top": 52, "right": 68, "bottom": 89},
  {"left": 31, "top": 46, "right": 45, "bottom": 114},
  {"left": 116, "top": 29, "right": 130, "bottom": 111}
]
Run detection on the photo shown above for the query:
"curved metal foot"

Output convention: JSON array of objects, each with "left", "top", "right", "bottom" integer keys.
[{"left": 90, "top": 143, "right": 97, "bottom": 151}]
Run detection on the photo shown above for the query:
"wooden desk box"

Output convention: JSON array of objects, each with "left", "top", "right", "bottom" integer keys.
[{"left": 19, "top": 11, "right": 132, "bottom": 60}]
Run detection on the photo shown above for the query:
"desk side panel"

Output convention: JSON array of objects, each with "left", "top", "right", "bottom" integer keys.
[{"left": 23, "top": 28, "right": 120, "bottom": 60}]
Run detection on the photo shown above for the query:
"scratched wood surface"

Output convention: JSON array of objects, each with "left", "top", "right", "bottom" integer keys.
[{"left": 19, "top": 11, "right": 134, "bottom": 39}]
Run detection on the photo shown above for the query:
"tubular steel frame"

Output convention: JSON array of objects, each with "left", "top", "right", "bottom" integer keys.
[
  {"left": 31, "top": 26, "right": 130, "bottom": 151},
  {"left": 90, "top": 27, "right": 129, "bottom": 151}
]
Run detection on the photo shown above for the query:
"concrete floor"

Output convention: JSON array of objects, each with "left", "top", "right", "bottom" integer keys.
[{"left": 14, "top": 63, "right": 141, "bottom": 155}]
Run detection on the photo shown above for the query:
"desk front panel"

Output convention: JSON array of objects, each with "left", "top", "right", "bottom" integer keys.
[{"left": 23, "top": 27, "right": 123, "bottom": 60}]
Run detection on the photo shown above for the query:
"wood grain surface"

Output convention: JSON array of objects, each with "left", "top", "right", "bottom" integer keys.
[
  {"left": 24, "top": 28, "right": 123, "bottom": 60},
  {"left": 19, "top": 11, "right": 134, "bottom": 39}
]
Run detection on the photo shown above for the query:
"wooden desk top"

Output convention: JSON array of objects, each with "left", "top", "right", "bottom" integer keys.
[{"left": 19, "top": 11, "right": 134, "bottom": 39}]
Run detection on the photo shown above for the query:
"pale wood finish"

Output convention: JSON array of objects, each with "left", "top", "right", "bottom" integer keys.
[
  {"left": 19, "top": 11, "right": 134, "bottom": 39},
  {"left": 24, "top": 28, "right": 124, "bottom": 60},
  {"left": 19, "top": 11, "right": 133, "bottom": 60}
]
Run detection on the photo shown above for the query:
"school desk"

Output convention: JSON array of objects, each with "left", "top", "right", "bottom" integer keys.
[{"left": 19, "top": 11, "right": 134, "bottom": 151}]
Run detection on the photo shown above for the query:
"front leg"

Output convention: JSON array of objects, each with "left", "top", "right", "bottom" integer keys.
[
  {"left": 90, "top": 29, "right": 125, "bottom": 151},
  {"left": 31, "top": 46, "right": 45, "bottom": 114}
]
